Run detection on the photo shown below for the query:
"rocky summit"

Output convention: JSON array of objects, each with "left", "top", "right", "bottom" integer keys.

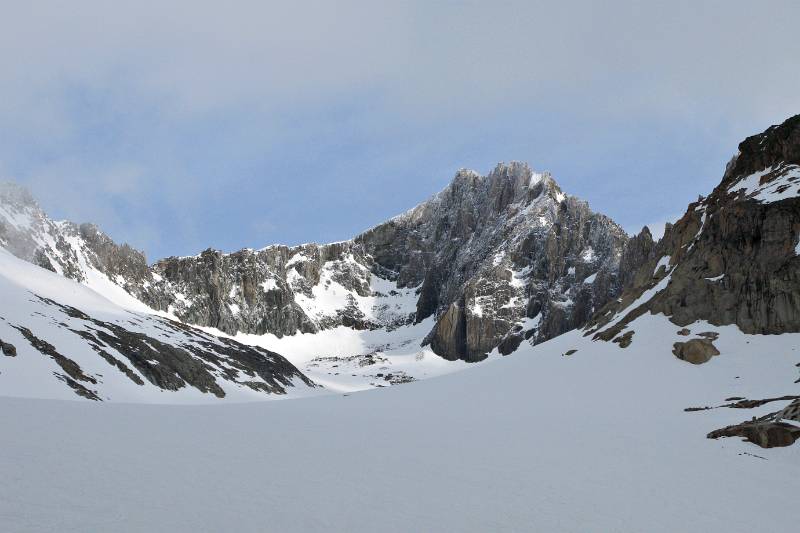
[{"left": 1, "top": 162, "right": 640, "bottom": 363}]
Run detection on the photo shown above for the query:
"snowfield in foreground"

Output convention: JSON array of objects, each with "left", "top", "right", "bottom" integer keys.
[{"left": 3, "top": 312, "right": 799, "bottom": 532}]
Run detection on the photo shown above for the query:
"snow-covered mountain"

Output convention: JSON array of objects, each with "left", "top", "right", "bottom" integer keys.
[
  {"left": 1, "top": 162, "right": 635, "bottom": 368},
  {"left": 1, "top": 162, "right": 642, "bottom": 393},
  {"left": 3, "top": 114, "right": 800, "bottom": 418},
  {"left": 0, "top": 183, "right": 166, "bottom": 314}
]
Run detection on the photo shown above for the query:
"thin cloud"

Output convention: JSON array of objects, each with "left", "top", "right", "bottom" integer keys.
[{"left": 0, "top": 1, "right": 798, "bottom": 258}]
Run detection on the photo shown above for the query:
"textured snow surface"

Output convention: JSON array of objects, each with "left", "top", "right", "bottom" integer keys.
[{"left": 2, "top": 312, "right": 799, "bottom": 532}]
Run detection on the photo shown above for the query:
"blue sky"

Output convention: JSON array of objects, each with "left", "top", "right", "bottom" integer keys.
[{"left": 1, "top": 1, "right": 799, "bottom": 260}]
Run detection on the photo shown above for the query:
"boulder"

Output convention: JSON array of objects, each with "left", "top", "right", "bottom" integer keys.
[
  {"left": 673, "top": 339, "right": 720, "bottom": 365},
  {"left": 1, "top": 340, "right": 16, "bottom": 357}
]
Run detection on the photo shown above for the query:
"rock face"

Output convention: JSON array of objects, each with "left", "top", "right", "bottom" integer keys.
[
  {"left": 587, "top": 113, "right": 800, "bottom": 340},
  {"left": 577, "top": 113, "right": 800, "bottom": 447},
  {"left": 618, "top": 227, "right": 655, "bottom": 289},
  {"left": 355, "top": 163, "right": 631, "bottom": 361},
  {"left": 1, "top": 163, "right": 640, "bottom": 362}
]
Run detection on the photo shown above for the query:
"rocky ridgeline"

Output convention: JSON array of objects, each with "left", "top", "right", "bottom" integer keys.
[{"left": 2, "top": 163, "right": 640, "bottom": 362}]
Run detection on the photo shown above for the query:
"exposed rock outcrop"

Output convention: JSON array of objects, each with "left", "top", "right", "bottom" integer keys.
[
  {"left": 588, "top": 113, "right": 800, "bottom": 339},
  {"left": 0, "top": 339, "right": 15, "bottom": 356},
  {"left": 618, "top": 227, "right": 655, "bottom": 289},
  {"left": 708, "top": 421, "right": 800, "bottom": 448}
]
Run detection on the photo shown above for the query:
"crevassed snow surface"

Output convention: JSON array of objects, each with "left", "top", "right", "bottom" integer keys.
[{"left": 2, "top": 311, "right": 799, "bottom": 532}]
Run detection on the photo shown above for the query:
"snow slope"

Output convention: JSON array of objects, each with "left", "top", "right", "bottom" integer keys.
[
  {"left": 222, "top": 318, "right": 484, "bottom": 393},
  {"left": 2, "top": 311, "right": 798, "bottom": 532},
  {"left": 0, "top": 248, "right": 316, "bottom": 402}
]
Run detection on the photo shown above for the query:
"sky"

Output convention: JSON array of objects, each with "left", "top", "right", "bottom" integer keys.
[{"left": 1, "top": 1, "right": 799, "bottom": 260}]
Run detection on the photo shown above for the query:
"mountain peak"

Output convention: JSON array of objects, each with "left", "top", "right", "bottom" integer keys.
[
  {"left": 731, "top": 113, "right": 800, "bottom": 176},
  {"left": 490, "top": 160, "right": 532, "bottom": 175},
  {"left": 447, "top": 161, "right": 563, "bottom": 204}
]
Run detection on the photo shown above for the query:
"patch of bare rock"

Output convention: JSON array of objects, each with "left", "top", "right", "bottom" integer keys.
[{"left": 708, "top": 421, "right": 800, "bottom": 449}]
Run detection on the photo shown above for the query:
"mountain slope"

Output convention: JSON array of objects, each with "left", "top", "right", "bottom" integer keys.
[
  {"left": 0, "top": 248, "right": 316, "bottom": 402},
  {"left": 0, "top": 183, "right": 168, "bottom": 313}
]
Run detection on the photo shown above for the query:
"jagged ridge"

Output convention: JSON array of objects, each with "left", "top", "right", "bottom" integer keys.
[{"left": 1, "top": 162, "right": 639, "bottom": 362}]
